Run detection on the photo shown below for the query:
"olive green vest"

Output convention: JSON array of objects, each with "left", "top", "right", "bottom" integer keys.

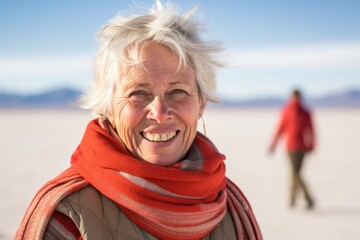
[{"left": 56, "top": 185, "right": 237, "bottom": 240}]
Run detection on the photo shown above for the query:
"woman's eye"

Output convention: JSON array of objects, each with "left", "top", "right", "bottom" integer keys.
[
  {"left": 168, "top": 89, "right": 189, "bottom": 100},
  {"left": 128, "top": 90, "right": 151, "bottom": 102}
]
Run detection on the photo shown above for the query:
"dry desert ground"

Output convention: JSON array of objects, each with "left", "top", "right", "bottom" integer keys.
[{"left": 1, "top": 108, "right": 359, "bottom": 240}]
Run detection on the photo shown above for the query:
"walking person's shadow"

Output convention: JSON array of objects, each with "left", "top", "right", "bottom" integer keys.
[{"left": 313, "top": 205, "right": 360, "bottom": 216}]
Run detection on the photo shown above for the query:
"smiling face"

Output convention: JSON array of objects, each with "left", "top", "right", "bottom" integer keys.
[{"left": 108, "top": 42, "right": 206, "bottom": 166}]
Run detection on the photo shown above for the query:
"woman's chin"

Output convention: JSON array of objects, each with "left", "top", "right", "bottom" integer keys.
[{"left": 141, "top": 156, "right": 179, "bottom": 167}]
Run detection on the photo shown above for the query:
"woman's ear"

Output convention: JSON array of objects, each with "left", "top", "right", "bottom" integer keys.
[
  {"left": 198, "top": 99, "right": 208, "bottom": 119},
  {"left": 104, "top": 107, "right": 116, "bottom": 130}
]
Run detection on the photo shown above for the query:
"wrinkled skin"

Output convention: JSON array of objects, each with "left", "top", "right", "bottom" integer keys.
[{"left": 108, "top": 42, "right": 206, "bottom": 166}]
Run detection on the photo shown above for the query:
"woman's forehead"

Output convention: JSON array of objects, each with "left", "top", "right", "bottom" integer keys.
[
  {"left": 126, "top": 42, "right": 191, "bottom": 70},
  {"left": 120, "top": 69, "right": 196, "bottom": 90}
]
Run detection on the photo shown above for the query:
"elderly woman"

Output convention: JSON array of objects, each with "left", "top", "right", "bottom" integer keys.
[{"left": 16, "top": 1, "right": 262, "bottom": 240}]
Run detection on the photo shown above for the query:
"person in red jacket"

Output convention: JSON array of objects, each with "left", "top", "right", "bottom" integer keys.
[{"left": 269, "top": 89, "right": 315, "bottom": 209}]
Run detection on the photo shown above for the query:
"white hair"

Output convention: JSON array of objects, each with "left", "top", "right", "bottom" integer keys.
[{"left": 81, "top": 0, "right": 223, "bottom": 117}]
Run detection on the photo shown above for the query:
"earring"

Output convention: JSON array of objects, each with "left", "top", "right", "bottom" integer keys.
[{"left": 201, "top": 116, "right": 207, "bottom": 136}]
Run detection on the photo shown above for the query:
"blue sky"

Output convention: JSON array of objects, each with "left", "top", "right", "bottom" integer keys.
[{"left": 1, "top": 0, "right": 359, "bottom": 100}]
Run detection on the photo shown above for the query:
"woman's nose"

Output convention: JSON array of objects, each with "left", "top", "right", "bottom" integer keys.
[{"left": 147, "top": 96, "right": 173, "bottom": 122}]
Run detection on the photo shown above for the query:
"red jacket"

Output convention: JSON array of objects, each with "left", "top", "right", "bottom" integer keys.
[{"left": 270, "top": 99, "right": 315, "bottom": 152}]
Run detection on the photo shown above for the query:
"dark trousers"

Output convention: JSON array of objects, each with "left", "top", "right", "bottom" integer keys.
[{"left": 288, "top": 151, "right": 314, "bottom": 206}]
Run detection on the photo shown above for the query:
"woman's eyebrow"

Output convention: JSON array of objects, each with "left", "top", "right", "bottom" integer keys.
[
  {"left": 123, "top": 81, "right": 151, "bottom": 90},
  {"left": 168, "top": 81, "right": 183, "bottom": 86},
  {"left": 170, "top": 73, "right": 195, "bottom": 85}
]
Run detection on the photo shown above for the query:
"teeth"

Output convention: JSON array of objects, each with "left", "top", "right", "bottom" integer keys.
[{"left": 143, "top": 131, "right": 177, "bottom": 142}]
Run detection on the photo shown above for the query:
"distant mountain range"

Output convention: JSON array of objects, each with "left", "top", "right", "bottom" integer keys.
[
  {"left": 0, "top": 88, "right": 81, "bottom": 108},
  {"left": 214, "top": 89, "right": 360, "bottom": 108},
  {"left": 0, "top": 87, "right": 360, "bottom": 108}
]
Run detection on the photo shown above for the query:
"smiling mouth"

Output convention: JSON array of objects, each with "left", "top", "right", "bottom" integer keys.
[{"left": 141, "top": 131, "right": 179, "bottom": 142}]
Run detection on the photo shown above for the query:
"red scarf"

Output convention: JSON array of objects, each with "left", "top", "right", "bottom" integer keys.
[{"left": 15, "top": 119, "right": 262, "bottom": 240}]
